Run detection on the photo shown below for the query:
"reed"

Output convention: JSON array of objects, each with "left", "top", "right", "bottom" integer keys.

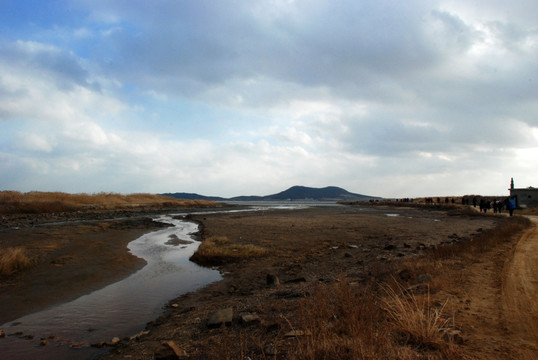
[
  {"left": 0, "top": 191, "right": 216, "bottom": 214},
  {"left": 0, "top": 247, "right": 32, "bottom": 276},
  {"left": 190, "top": 236, "right": 268, "bottom": 266}
]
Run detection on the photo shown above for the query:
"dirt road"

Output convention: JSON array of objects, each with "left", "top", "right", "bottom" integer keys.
[{"left": 503, "top": 215, "right": 538, "bottom": 359}]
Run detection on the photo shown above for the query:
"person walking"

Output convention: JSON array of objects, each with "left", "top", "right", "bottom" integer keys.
[{"left": 508, "top": 197, "right": 516, "bottom": 216}]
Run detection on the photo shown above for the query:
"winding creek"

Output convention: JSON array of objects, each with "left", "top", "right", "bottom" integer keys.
[
  {"left": 0, "top": 204, "right": 315, "bottom": 359},
  {"left": 0, "top": 214, "right": 222, "bottom": 359}
]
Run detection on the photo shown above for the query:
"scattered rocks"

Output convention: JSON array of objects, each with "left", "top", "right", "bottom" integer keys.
[{"left": 207, "top": 307, "right": 233, "bottom": 328}]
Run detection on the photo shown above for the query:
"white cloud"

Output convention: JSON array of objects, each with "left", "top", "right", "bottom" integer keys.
[{"left": 1, "top": 1, "right": 537, "bottom": 197}]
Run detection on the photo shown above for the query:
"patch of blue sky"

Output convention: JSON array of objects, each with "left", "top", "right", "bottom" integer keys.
[{"left": 0, "top": 1, "right": 84, "bottom": 36}]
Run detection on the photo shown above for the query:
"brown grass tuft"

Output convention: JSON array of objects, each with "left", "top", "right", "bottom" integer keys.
[
  {"left": 190, "top": 236, "right": 268, "bottom": 266},
  {"left": 0, "top": 247, "right": 33, "bottom": 276},
  {"left": 382, "top": 281, "right": 451, "bottom": 350}
]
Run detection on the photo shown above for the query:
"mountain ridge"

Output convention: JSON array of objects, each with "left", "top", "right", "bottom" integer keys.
[{"left": 162, "top": 185, "right": 379, "bottom": 202}]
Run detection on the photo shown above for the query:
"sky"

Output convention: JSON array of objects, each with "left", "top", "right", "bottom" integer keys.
[{"left": 1, "top": 0, "right": 537, "bottom": 198}]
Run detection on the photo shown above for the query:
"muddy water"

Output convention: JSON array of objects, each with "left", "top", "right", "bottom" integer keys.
[{"left": 0, "top": 215, "right": 221, "bottom": 360}]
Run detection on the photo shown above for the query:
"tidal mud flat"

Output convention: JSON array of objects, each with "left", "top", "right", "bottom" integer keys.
[
  {"left": 0, "top": 204, "right": 517, "bottom": 359},
  {"left": 101, "top": 204, "right": 504, "bottom": 359}
]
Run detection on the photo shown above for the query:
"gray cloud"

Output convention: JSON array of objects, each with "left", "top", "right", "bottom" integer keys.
[{"left": 1, "top": 0, "right": 537, "bottom": 197}]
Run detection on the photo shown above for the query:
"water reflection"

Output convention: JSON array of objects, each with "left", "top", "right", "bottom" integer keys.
[{"left": 0, "top": 215, "right": 221, "bottom": 360}]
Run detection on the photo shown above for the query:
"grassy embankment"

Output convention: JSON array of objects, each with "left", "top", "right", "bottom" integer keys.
[
  {"left": 191, "top": 206, "right": 530, "bottom": 359},
  {"left": 0, "top": 191, "right": 215, "bottom": 214},
  {"left": 0, "top": 191, "right": 217, "bottom": 277}
]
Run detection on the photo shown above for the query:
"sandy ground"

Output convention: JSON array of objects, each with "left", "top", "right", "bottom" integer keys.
[{"left": 1, "top": 204, "right": 536, "bottom": 359}]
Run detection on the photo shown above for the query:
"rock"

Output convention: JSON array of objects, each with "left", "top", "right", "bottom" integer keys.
[
  {"left": 384, "top": 244, "right": 396, "bottom": 250},
  {"left": 284, "top": 330, "right": 312, "bottom": 337},
  {"left": 0, "top": 329, "right": 5, "bottom": 338},
  {"left": 240, "top": 313, "right": 261, "bottom": 325},
  {"left": 344, "top": 252, "right": 353, "bottom": 258},
  {"left": 284, "top": 277, "right": 307, "bottom": 284},
  {"left": 166, "top": 341, "right": 188, "bottom": 358},
  {"left": 155, "top": 345, "right": 178, "bottom": 360},
  {"left": 91, "top": 342, "right": 105, "bottom": 348},
  {"left": 40, "top": 339, "right": 48, "bottom": 346},
  {"left": 207, "top": 307, "right": 233, "bottom": 328},
  {"left": 397, "top": 269, "right": 412, "bottom": 281},
  {"left": 266, "top": 274, "right": 280, "bottom": 286},
  {"left": 106, "top": 337, "right": 121, "bottom": 346},
  {"left": 129, "top": 330, "right": 150, "bottom": 341}
]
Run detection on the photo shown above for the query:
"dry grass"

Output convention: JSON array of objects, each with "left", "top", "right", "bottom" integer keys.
[
  {"left": 289, "top": 281, "right": 395, "bottom": 359},
  {"left": 382, "top": 281, "right": 451, "bottom": 350},
  {"left": 0, "top": 191, "right": 216, "bottom": 214},
  {"left": 426, "top": 215, "right": 530, "bottom": 260},
  {"left": 190, "top": 236, "right": 268, "bottom": 266},
  {"left": 0, "top": 247, "right": 32, "bottom": 276},
  {"left": 175, "top": 208, "right": 530, "bottom": 359}
]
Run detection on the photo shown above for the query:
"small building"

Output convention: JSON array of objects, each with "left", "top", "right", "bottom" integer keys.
[{"left": 509, "top": 178, "right": 538, "bottom": 208}]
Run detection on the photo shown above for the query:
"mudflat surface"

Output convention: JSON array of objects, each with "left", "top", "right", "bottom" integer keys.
[
  {"left": 0, "top": 217, "right": 168, "bottom": 324},
  {"left": 100, "top": 205, "right": 506, "bottom": 359},
  {"left": 2, "top": 204, "right": 535, "bottom": 359}
]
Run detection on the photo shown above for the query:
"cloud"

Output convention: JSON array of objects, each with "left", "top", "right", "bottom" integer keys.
[{"left": 1, "top": 1, "right": 537, "bottom": 197}]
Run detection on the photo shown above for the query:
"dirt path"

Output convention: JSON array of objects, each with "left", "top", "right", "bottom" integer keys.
[{"left": 502, "top": 215, "right": 538, "bottom": 359}]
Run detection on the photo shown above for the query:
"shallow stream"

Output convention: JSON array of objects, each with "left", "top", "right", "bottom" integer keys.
[
  {"left": 0, "top": 203, "right": 317, "bottom": 359},
  {"left": 0, "top": 214, "right": 221, "bottom": 360}
]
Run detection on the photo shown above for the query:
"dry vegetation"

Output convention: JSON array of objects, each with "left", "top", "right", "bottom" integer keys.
[
  {"left": 190, "top": 236, "right": 268, "bottom": 266},
  {"left": 292, "top": 216, "right": 530, "bottom": 359},
  {"left": 0, "top": 247, "right": 32, "bottom": 276},
  {"left": 188, "top": 214, "right": 530, "bottom": 359},
  {"left": 0, "top": 191, "right": 216, "bottom": 214}
]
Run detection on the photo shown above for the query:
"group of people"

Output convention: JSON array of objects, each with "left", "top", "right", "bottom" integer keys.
[
  {"left": 424, "top": 197, "right": 456, "bottom": 204},
  {"left": 472, "top": 196, "right": 517, "bottom": 216}
]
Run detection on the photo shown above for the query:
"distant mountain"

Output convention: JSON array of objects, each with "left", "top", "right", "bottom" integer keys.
[
  {"left": 160, "top": 192, "right": 226, "bottom": 201},
  {"left": 162, "top": 186, "right": 378, "bottom": 202}
]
